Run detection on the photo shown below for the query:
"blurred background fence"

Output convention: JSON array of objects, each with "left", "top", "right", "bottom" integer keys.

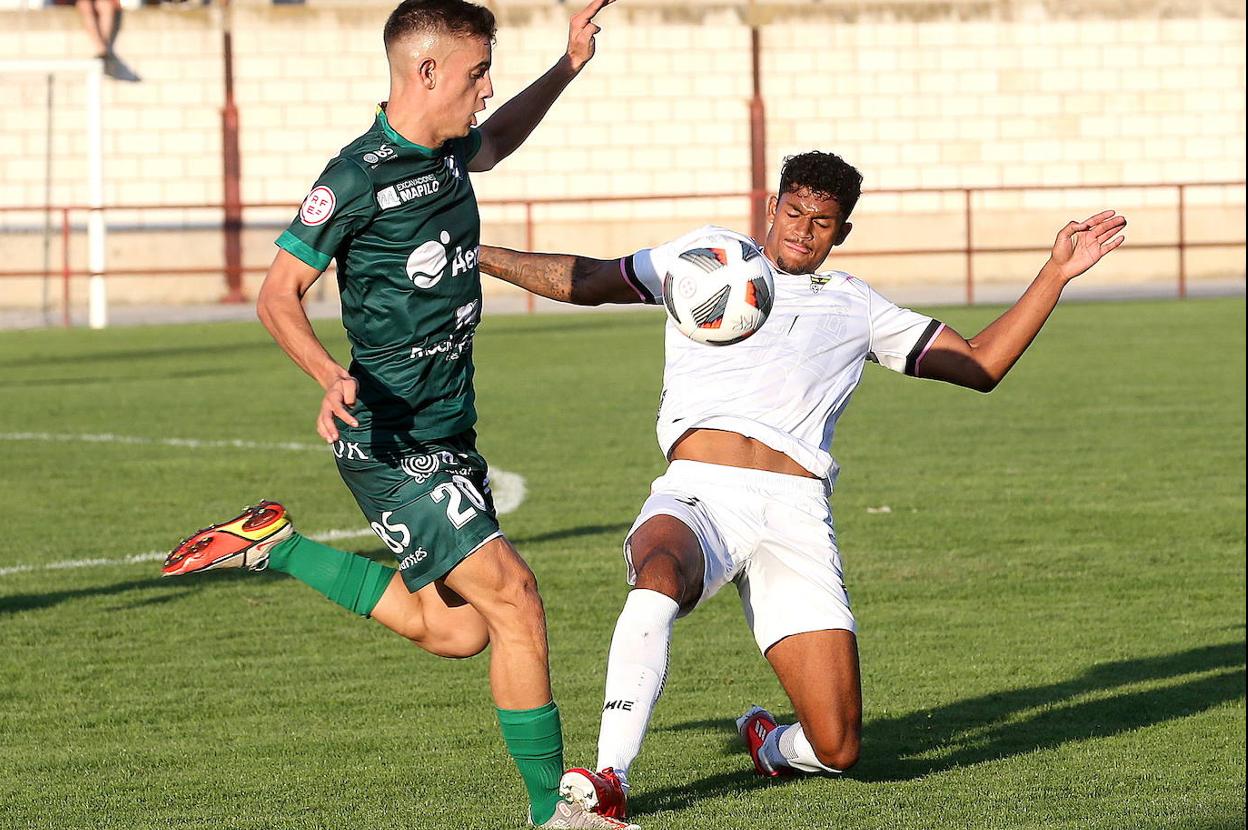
[{"left": 0, "top": 0, "right": 1244, "bottom": 326}]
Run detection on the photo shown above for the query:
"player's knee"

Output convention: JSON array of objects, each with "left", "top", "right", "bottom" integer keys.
[
  {"left": 420, "top": 627, "right": 489, "bottom": 659},
  {"left": 632, "top": 547, "right": 696, "bottom": 607},
  {"left": 402, "top": 613, "right": 489, "bottom": 658},
  {"left": 487, "top": 569, "right": 547, "bottom": 634}
]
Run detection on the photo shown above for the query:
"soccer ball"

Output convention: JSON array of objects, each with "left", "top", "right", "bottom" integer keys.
[{"left": 660, "top": 230, "right": 775, "bottom": 346}]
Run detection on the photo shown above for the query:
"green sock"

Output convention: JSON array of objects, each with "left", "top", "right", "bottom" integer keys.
[
  {"left": 497, "top": 701, "right": 565, "bottom": 825},
  {"left": 266, "top": 532, "right": 394, "bottom": 617}
]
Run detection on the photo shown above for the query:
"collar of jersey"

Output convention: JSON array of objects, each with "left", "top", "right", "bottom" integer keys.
[{"left": 375, "top": 106, "right": 441, "bottom": 157}]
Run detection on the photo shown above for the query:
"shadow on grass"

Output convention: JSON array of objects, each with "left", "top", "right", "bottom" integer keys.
[
  {"left": 856, "top": 641, "right": 1246, "bottom": 782},
  {"left": 641, "top": 640, "right": 1245, "bottom": 811},
  {"left": 509, "top": 522, "right": 633, "bottom": 546},
  {"left": 0, "top": 575, "right": 203, "bottom": 615}
]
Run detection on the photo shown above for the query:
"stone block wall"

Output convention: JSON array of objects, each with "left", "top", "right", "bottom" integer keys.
[{"left": 0, "top": 0, "right": 1243, "bottom": 310}]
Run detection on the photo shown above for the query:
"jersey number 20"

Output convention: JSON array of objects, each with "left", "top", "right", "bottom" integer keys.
[{"left": 432, "top": 476, "right": 487, "bottom": 528}]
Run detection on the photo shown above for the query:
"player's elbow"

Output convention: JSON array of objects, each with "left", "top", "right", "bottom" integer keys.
[
  {"left": 569, "top": 286, "right": 608, "bottom": 307},
  {"left": 256, "top": 287, "right": 281, "bottom": 331}
]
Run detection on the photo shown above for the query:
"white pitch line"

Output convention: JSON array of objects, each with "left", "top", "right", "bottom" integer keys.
[
  {"left": 0, "top": 527, "right": 379, "bottom": 578},
  {"left": 0, "top": 431, "right": 327, "bottom": 453},
  {"left": 0, "top": 433, "right": 528, "bottom": 578}
]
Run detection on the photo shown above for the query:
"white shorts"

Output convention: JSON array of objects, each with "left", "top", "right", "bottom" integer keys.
[{"left": 624, "top": 460, "right": 855, "bottom": 653}]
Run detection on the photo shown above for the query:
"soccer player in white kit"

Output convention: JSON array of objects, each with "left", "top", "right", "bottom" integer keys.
[{"left": 478, "top": 151, "right": 1127, "bottom": 820}]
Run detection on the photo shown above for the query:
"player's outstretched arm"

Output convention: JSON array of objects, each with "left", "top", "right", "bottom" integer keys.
[
  {"left": 469, "top": 0, "right": 613, "bottom": 172},
  {"left": 479, "top": 244, "right": 645, "bottom": 305},
  {"left": 257, "top": 249, "right": 359, "bottom": 442},
  {"left": 917, "top": 210, "right": 1127, "bottom": 392}
]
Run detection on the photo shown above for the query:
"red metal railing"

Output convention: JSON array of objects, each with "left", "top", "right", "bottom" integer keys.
[{"left": 1, "top": 181, "right": 1243, "bottom": 326}]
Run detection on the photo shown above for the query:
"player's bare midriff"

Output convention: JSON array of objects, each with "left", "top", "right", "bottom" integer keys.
[{"left": 668, "top": 428, "right": 819, "bottom": 479}]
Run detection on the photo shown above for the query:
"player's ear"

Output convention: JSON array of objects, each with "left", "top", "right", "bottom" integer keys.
[
  {"left": 766, "top": 195, "right": 778, "bottom": 222},
  {"left": 835, "top": 221, "right": 852, "bottom": 246},
  {"left": 418, "top": 57, "right": 437, "bottom": 89}
]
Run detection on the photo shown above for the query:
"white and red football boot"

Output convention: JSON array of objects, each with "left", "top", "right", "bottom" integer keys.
[
  {"left": 559, "top": 766, "right": 631, "bottom": 820},
  {"left": 736, "top": 705, "right": 787, "bottom": 777}
]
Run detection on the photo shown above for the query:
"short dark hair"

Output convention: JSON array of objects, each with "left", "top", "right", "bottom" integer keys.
[
  {"left": 383, "top": 0, "right": 497, "bottom": 52},
  {"left": 778, "top": 151, "right": 864, "bottom": 219}
]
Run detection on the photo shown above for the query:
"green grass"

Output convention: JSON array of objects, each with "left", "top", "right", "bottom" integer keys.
[{"left": 0, "top": 297, "right": 1243, "bottom": 830}]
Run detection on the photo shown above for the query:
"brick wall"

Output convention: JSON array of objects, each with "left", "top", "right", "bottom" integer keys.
[{"left": 0, "top": 0, "right": 1243, "bottom": 308}]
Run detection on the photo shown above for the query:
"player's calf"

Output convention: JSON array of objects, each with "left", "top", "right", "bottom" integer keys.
[{"left": 371, "top": 578, "right": 490, "bottom": 658}]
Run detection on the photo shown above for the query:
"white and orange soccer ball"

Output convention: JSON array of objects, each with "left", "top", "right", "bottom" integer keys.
[{"left": 660, "top": 230, "right": 775, "bottom": 346}]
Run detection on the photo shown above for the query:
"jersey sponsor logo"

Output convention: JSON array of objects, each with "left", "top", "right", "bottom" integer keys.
[
  {"left": 331, "top": 440, "right": 368, "bottom": 460},
  {"left": 377, "top": 174, "right": 441, "bottom": 211},
  {"left": 450, "top": 245, "right": 478, "bottom": 277},
  {"left": 371, "top": 511, "right": 412, "bottom": 554},
  {"left": 407, "top": 231, "right": 452, "bottom": 288},
  {"left": 409, "top": 332, "right": 473, "bottom": 362},
  {"left": 398, "top": 547, "right": 429, "bottom": 569},
  {"left": 299, "top": 186, "right": 335, "bottom": 226},
  {"left": 405, "top": 232, "right": 479, "bottom": 290},
  {"left": 399, "top": 450, "right": 459, "bottom": 484},
  {"left": 408, "top": 301, "right": 481, "bottom": 362},
  {"left": 455, "top": 300, "right": 480, "bottom": 330},
  {"left": 445, "top": 155, "right": 462, "bottom": 180},
  {"left": 362, "top": 144, "right": 395, "bottom": 166},
  {"left": 376, "top": 188, "right": 401, "bottom": 210}
]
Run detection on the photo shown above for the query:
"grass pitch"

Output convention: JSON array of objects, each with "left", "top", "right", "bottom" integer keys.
[{"left": 0, "top": 297, "right": 1243, "bottom": 830}]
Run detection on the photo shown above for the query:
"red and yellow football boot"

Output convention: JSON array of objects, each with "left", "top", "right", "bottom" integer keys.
[{"left": 162, "top": 501, "right": 293, "bottom": 576}]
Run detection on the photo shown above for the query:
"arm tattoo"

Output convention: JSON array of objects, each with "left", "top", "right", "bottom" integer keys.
[{"left": 479, "top": 246, "right": 576, "bottom": 301}]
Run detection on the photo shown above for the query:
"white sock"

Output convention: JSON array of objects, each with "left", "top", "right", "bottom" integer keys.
[
  {"left": 761, "top": 723, "right": 842, "bottom": 774},
  {"left": 594, "top": 589, "right": 680, "bottom": 780}
]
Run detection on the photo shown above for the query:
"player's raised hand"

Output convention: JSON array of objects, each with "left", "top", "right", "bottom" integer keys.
[
  {"left": 1048, "top": 210, "right": 1127, "bottom": 281},
  {"left": 566, "top": 0, "right": 614, "bottom": 72},
  {"left": 317, "top": 368, "right": 359, "bottom": 443}
]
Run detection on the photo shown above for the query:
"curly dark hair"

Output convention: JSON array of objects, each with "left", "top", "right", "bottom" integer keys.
[
  {"left": 384, "top": 0, "right": 497, "bottom": 52},
  {"left": 778, "top": 151, "right": 864, "bottom": 219}
]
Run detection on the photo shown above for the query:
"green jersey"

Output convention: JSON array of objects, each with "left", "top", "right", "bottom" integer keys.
[{"left": 277, "top": 107, "right": 485, "bottom": 440}]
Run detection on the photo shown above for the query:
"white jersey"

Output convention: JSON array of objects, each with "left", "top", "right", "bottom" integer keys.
[{"left": 623, "top": 225, "right": 944, "bottom": 486}]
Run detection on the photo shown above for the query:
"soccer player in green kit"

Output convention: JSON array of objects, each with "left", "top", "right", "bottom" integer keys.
[{"left": 162, "top": 1, "right": 638, "bottom": 827}]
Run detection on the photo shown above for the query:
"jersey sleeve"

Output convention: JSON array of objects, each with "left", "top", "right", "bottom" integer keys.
[
  {"left": 275, "top": 158, "right": 377, "bottom": 272},
  {"left": 620, "top": 242, "right": 673, "bottom": 305},
  {"left": 865, "top": 284, "right": 945, "bottom": 376},
  {"left": 623, "top": 225, "right": 739, "bottom": 306}
]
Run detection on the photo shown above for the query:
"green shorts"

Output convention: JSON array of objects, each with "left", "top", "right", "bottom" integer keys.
[{"left": 332, "top": 429, "right": 501, "bottom": 592}]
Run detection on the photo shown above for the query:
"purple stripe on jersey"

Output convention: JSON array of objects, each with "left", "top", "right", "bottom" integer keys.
[{"left": 621, "top": 256, "right": 656, "bottom": 304}]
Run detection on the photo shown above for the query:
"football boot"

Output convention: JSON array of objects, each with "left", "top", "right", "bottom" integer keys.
[
  {"left": 163, "top": 500, "right": 292, "bottom": 576},
  {"left": 559, "top": 767, "right": 630, "bottom": 820},
  {"left": 736, "top": 705, "right": 787, "bottom": 777},
  {"left": 535, "top": 799, "right": 640, "bottom": 829}
]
